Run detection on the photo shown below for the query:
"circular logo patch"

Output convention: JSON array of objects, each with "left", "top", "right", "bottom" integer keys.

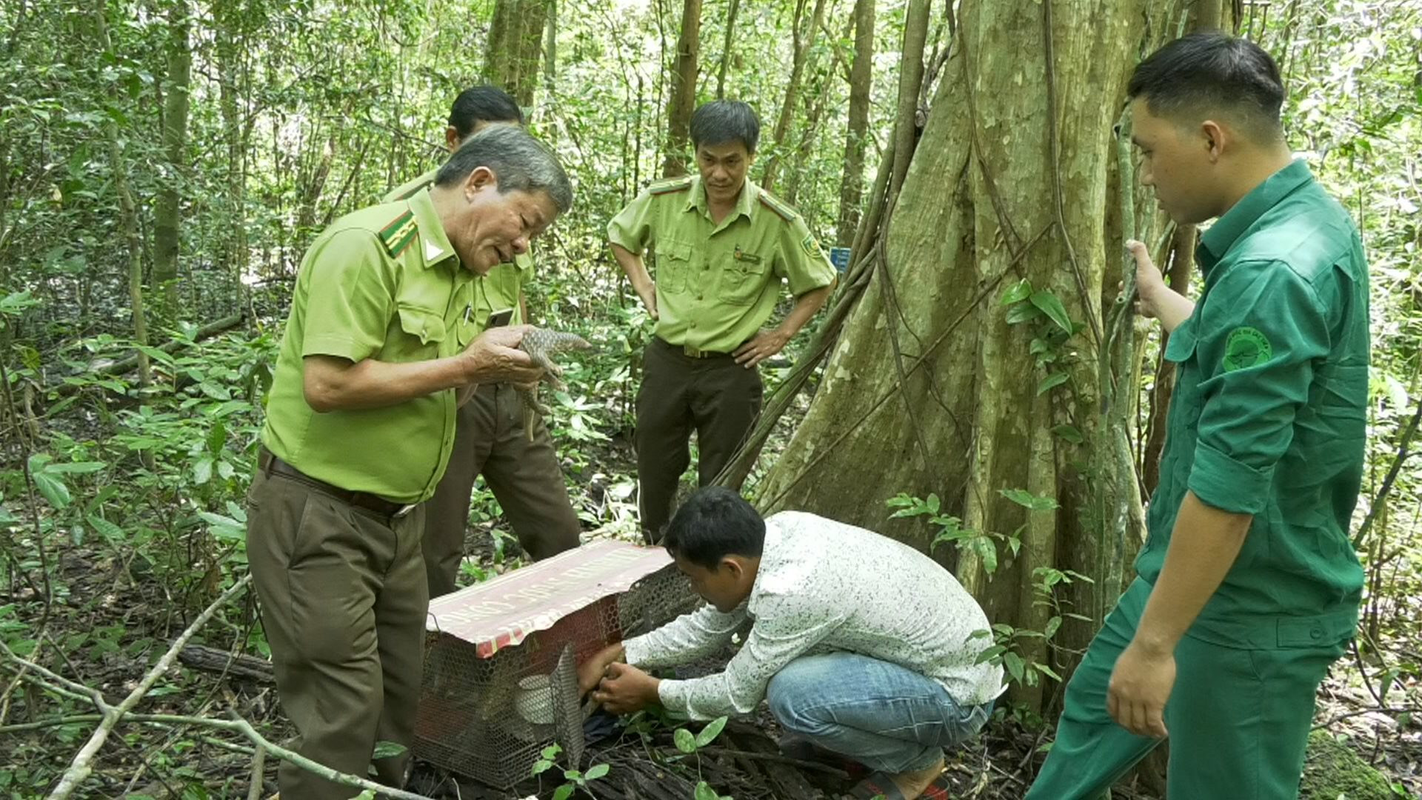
[{"left": 1223, "top": 327, "right": 1272, "bottom": 372}]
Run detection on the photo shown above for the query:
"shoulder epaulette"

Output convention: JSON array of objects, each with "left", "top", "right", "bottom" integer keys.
[
  {"left": 395, "top": 179, "right": 431, "bottom": 201},
  {"left": 649, "top": 176, "right": 694, "bottom": 196},
  {"left": 378, "top": 209, "right": 418, "bottom": 258},
  {"left": 757, "top": 189, "right": 797, "bottom": 223}
]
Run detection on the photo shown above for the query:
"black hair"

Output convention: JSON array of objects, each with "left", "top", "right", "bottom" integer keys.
[
  {"left": 448, "top": 85, "right": 524, "bottom": 138},
  {"left": 433, "top": 125, "right": 573, "bottom": 213},
  {"left": 1128, "top": 31, "right": 1285, "bottom": 141},
  {"left": 689, "top": 100, "right": 761, "bottom": 154},
  {"left": 662, "top": 487, "right": 766, "bottom": 569}
]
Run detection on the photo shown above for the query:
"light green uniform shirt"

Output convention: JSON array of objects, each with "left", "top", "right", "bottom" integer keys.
[
  {"left": 384, "top": 166, "right": 529, "bottom": 326},
  {"left": 1137, "top": 159, "right": 1370, "bottom": 649},
  {"left": 260, "top": 190, "right": 486, "bottom": 503},
  {"left": 607, "top": 175, "right": 837, "bottom": 353}
]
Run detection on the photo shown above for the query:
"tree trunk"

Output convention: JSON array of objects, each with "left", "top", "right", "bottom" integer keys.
[
  {"left": 754, "top": 0, "right": 1185, "bottom": 703},
  {"left": 543, "top": 0, "right": 557, "bottom": 89},
  {"left": 715, "top": 0, "right": 741, "bottom": 99},
  {"left": 93, "top": 0, "right": 151, "bottom": 390},
  {"left": 759, "top": 0, "right": 829, "bottom": 193},
  {"left": 213, "top": 0, "right": 248, "bottom": 287},
  {"left": 485, "top": 0, "right": 551, "bottom": 107},
  {"left": 152, "top": 0, "right": 190, "bottom": 316},
  {"left": 661, "top": 0, "right": 703, "bottom": 178},
  {"left": 835, "top": 0, "right": 875, "bottom": 247}
]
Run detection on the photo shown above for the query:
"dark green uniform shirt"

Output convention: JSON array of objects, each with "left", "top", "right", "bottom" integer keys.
[
  {"left": 260, "top": 191, "right": 485, "bottom": 503},
  {"left": 1137, "top": 160, "right": 1370, "bottom": 649}
]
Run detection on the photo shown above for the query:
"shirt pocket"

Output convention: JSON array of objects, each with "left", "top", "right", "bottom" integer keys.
[
  {"left": 396, "top": 303, "right": 447, "bottom": 360},
  {"left": 1162, "top": 321, "right": 1203, "bottom": 423},
  {"left": 718, "top": 250, "right": 769, "bottom": 306},
  {"left": 655, "top": 240, "right": 693, "bottom": 295}
]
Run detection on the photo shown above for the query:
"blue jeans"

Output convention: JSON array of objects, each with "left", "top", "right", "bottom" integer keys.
[{"left": 767, "top": 653, "right": 992, "bottom": 774}]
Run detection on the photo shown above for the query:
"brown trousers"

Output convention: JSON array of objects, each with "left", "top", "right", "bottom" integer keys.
[
  {"left": 635, "top": 337, "right": 763, "bottom": 540},
  {"left": 245, "top": 468, "right": 427, "bottom": 800},
  {"left": 422, "top": 381, "right": 581, "bottom": 597}
]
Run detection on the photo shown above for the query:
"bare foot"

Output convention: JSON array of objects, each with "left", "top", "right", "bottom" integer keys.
[{"left": 889, "top": 755, "right": 946, "bottom": 799}]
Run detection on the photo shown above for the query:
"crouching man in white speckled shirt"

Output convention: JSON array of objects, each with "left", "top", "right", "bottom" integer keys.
[{"left": 578, "top": 486, "right": 1005, "bottom": 800}]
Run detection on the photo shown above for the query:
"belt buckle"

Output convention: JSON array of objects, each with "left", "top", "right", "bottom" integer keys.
[
  {"left": 683, "top": 345, "right": 703, "bottom": 358},
  {"left": 393, "top": 503, "right": 417, "bottom": 519}
]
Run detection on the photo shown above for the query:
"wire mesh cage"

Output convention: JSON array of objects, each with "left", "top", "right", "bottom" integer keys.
[{"left": 415, "top": 541, "right": 699, "bottom": 788}]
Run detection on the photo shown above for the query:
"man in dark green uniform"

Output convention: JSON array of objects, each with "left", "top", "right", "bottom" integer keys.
[
  {"left": 1026, "top": 33, "right": 1369, "bottom": 799},
  {"left": 608, "top": 100, "right": 837, "bottom": 541},
  {"left": 247, "top": 126, "right": 572, "bottom": 799},
  {"left": 385, "top": 85, "right": 581, "bottom": 597}
]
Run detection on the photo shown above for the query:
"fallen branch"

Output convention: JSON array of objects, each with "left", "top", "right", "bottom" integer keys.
[
  {"left": 45, "top": 573, "right": 253, "bottom": 798},
  {"left": 178, "top": 644, "right": 275, "bottom": 685},
  {"left": 54, "top": 312, "right": 245, "bottom": 397}
]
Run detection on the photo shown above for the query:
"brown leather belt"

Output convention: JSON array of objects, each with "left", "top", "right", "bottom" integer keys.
[
  {"left": 655, "top": 337, "right": 734, "bottom": 359},
  {"left": 257, "top": 448, "right": 415, "bottom": 519}
]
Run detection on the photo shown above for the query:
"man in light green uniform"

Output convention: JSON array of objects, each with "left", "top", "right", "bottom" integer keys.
[
  {"left": 1026, "top": 33, "right": 1369, "bottom": 799},
  {"left": 385, "top": 85, "right": 581, "bottom": 597},
  {"left": 247, "top": 125, "right": 572, "bottom": 799},
  {"left": 608, "top": 100, "right": 837, "bottom": 541}
]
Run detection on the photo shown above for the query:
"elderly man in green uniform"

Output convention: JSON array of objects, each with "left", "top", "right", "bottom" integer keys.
[
  {"left": 1026, "top": 33, "right": 1369, "bottom": 799},
  {"left": 246, "top": 125, "right": 572, "bottom": 799},
  {"left": 608, "top": 100, "right": 836, "bottom": 541},
  {"left": 384, "top": 85, "right": 581, "bottom": 597}
]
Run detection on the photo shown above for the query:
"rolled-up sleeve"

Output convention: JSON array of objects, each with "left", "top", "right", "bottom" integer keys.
[{"left": 1188, "top": 260, "right": 1332, "bottom": 514}]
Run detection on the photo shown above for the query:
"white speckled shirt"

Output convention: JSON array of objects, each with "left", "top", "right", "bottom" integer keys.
[{"left": 621, "top": 511, "right": 1006, "bottom": 721}]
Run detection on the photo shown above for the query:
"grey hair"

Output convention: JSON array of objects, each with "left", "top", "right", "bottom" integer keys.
[{"left": 434, "top": 125, "right": 573, "bottom": 213}]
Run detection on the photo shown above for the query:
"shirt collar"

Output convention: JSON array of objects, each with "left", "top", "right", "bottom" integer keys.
[
  {"left": 686, "top": 175, "right": 757, "bottom": 225},
  {"left": 1197, "top": 158, "right": 1314, "bottom": 276},
  {"left": 407, "top": 189, "right": 457, "bottom": 270}
]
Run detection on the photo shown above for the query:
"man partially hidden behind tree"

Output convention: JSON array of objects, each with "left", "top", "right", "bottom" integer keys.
[
  {"left": 578, "top": 487, "right": 1004, "bottom": 800},
  {"left": 1027, "top": 33, "right": 1369, "bottom": 799},
  {"left": 608, "top": 101, "right": 837, "bottom": 543},
  {"left": 385, "top": 85, "right": 582, "bottom": 598},
  {"left": 246, "top": 126, "right": 572, "bottom": 799}
]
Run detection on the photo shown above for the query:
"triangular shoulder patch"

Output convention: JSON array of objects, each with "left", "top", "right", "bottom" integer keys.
[{"left": 378, "top": 210, "right": 418, "bottom": 258}]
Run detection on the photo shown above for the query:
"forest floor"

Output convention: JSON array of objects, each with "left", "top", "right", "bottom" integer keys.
[{"left": 5, "top": 434, "right": 1420, "bottom": 799}]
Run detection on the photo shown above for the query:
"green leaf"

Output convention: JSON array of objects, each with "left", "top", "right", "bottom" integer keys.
[
  {"left": 552, "top": 785, "right": 575, "bottom": 800},
  {"left": 1001, "top": 279, "right": 1032, "bottom": 305},
  {"left": 353, "top": 792, "right": 376, "bottom": 800},
  {"left": 998, "top": 489, "right": 1060, "bottom": 512},
  {"left": 192, "top": 459, "right": 213, "bottom": 485},
  {"left": 44, "top": 461, "right": 107, "bottom": 474},
  {"left": 1005, "top": 302, "right": 1044, "bottom": 325},
  {"left": 674, "top": 726, "right": 697, "bottom": 753},
  {"left": 207, "top": 419, "right": 228, "bottom": 455},
  {"left": 1034, "top": 662, "right": 1063, "bottom": 682},
  {"left": 975, "top": 536, "right": 998, "bottom": 574},
  {"left": 585, "top": 763, "right": 610, "bottom": 780},
  {"left": 32, "top": 471, "right": 71, "bottom": 510},
  {"left": 1037, "top": 372, "right": 1069, "bottom": 395},
  {"left": 695, "top": 716, "right": 728, "bottom": 748},
  {"left": 372, "top": 740, "right": 406, "bottom": 760},
  {"left": 199, "top": 512, "right": 245, "bottom": 540},
  {"left": 695, "top": 782, "right": 721, "bottom": 800},
  {"left": 1052, "top": 425, "right": 1084, "bottom": 444},
  {"left": 532, "top": 760, "right": 554, "bottom": 776},
  {"left": 1029, "top": 290, "right": 1073, "bottom": 333},
  {"left": 1043, "top": 616, "right": 1062, "bottom": 640},
  {"left": 1003, "top": 652, "right": 1026, "bottom": 683}
]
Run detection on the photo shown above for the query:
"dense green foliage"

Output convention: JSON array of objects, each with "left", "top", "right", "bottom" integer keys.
[{"left": 1, "top": 0, "right": 1419, "bottom": 797}]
